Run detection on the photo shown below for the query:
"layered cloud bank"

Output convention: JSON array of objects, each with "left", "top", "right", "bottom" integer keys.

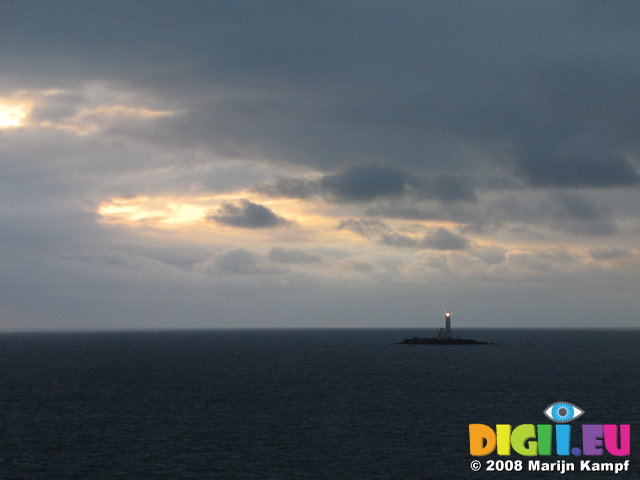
[{"left": 1, "top": 2, "right": 639, "bottom": 328}]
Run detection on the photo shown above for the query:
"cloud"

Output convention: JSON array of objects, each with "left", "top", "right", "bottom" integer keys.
[
  {"left": 408, "top": 174, "right": 477, "bottom": 202},
  {"left": 337, "top": 219, "right": 471, "bottom": 251},
  {"left": 333, "top": 258, "right": 378, "bottom": 274},
  {"left": 319, "top": 165, "right": 407, "bottom": 201},
  {"left": 404, "top": 246, "right": 591, "bottom": 282},
  {"left": 548, "top": 193, "right": 617, "bottom": 236},
  {"left": 28, "top": 90, "right": 87, "bottom": 123},
  {"left": 267, "top": 247, "right": 324, "bottom": 264},
  {"left": 379, "top": 232, "right": 417, "bottom": 248},
  {"left": 589, "top": 247, "right": 634, "bottom": 261},
  {"left": 504, "top": 249, "right": 574, "bottom": 276},
  {"left": 363, "top": 204, "right": 450, "bottom": 222},
  {"left": 208, "top": 200, "right": 290, "bottom": 229},
  {"left": 257, "top": 168, "right": 476, "bottom": 204},
  {"left": 404, "top": 252, "right": 450, "bottom": 279},
  {"left": 256, "top": 176, "right": 315, "bottom": 199},
  {"left": 256, "top": 164, "right": 408, "bottom": 202},
  {"left": 469, "top": 192, "right": 620, "bottom": 237},
  {"left": 470, "top": 244, "right": 507, "bottom": 265},
  {"left": 517, "top": 150, "right": 639, "bottom": 188},
  {"left": 2, "top": 2, "right": 640, "bottom": 197},
  {"left": 2, "top": 1, "right": 640, "bottom": 328},
  {"left": 366, "top": 189, "right": 627, "bottom": 239},
  {"left": 337, "top": 218, "right": 390, "bottom": 238},
  {"left": 420, "top": 228, "right": 469, "bottom": 251},
  {"left": 198, "top": 248, "right": 281, "bottom": 276},
  {"left": 446, "top": 251, "right": 490, "bottom": 277},
  {"left": 337, "top": 218, "right": 417, "bottom": 248}
]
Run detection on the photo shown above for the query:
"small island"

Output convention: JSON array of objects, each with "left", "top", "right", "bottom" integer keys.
[{"left": 398, "top": 311, "right": 491, "bottom": 345}]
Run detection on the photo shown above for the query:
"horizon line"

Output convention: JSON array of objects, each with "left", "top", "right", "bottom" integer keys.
[{"left": 0, "top": 325, "right": 639, "bottom": 334}]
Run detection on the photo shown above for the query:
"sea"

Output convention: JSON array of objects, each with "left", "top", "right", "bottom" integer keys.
[{"left": 0, "top": 328, "right": 637, "bottom": 479}]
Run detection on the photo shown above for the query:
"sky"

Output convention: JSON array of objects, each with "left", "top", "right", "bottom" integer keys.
[{"left": 1, "top": 1, "right": 639, "bottom": 329}]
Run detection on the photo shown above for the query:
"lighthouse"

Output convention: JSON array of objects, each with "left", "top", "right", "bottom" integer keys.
[
  {"left": 439, "top": 311, "right": 452, "bottom": 339},
  {"left": 399, "top": 307, "right": 488, "bottom": 344},
  {"left": 399, "top": 308, "right": 488, "bottom": 344},
  {"left": 445, "top": 311, "right": 451, "bottom": 337}
]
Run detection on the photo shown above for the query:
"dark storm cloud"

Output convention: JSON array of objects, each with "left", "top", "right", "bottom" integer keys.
[
  {"left": 517, "top": 149, "right": 639, "bottom": 188},
  {"left": 257, "top": 167, "right": 475, "bottom": 204},
  {"left": 408, "top": 174, "right": 477, "bottom": 203},
  {"left": 320, "top": 165, "right": 406, "bottom": 201},
  {"left": 420, "top": 228, "right": 469, "bottom": 251},
  {"left": 256, "top": 165, "right": 408, "bottom": 202},
  {"left": 208, "top": 200, "right": 289, "bottom": 229},
  {"left": 4, "top": 1, "right": 640, "bottom": 191}
]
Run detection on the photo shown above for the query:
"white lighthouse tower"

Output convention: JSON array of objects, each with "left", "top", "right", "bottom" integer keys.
[{"left": 438, "top": 311, "right": 452, "bottom": 339}]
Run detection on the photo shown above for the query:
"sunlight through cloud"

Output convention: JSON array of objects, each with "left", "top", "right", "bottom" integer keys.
[{"left": 0, "top": 98, "right": 32, "bottom": 128}]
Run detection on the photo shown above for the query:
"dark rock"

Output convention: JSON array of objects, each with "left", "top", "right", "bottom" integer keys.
[{"left": 397, "top": 337, "right": 491, "bottom": 345}]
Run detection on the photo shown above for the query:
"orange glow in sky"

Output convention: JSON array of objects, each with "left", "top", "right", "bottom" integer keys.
[{"left": 97, "top": 193, "right": 326, "bottom": 227}]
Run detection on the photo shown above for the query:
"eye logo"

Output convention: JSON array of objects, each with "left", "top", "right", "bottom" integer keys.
[{"left": 543, "top": 402, "right": 584, "bottom": 423}]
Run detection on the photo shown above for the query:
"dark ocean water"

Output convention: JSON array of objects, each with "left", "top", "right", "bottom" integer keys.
[{"left": 0, "top": 328, "right": 637, "bottom": 479}]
